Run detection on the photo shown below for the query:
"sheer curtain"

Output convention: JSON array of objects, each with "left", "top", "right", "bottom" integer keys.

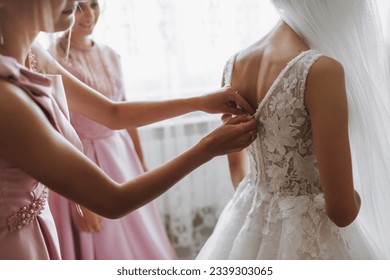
[{"left": 94, "top": 0, "right": 279, "bottom": 100}]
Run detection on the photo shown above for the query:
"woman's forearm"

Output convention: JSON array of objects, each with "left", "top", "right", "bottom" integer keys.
[
  {"left": 113, "top": 141, "right": 211, "bottom": 217},
  {"left": 60, "top": 63, "right": 202, "bottom": 128},
  {"left": 34, "top": 42, "right": 202, "bottom": 128},
  {"left": 112, "top": 97, "right": 200, "bottom": 128},
  {"left": 1, "top": 88, "right": 257, "bottom": 220},
  {"left": 113, "top": 115, "right": 257, "bottom": 217},
  {"left": 34, "top": 42, "right": 254, "bottom": 130}
]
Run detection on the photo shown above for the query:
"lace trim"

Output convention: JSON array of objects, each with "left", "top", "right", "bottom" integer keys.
[
  {"left": 263, "top": 192, "right": 337, "bottom": 259},
  {"left": 299, "top": 53, "right": 323, "bottom": 101},
  {"left": 223, "top": 52, "right": 239, "bottom": 87},
  {"left": 254, "top": 49, "right": 317, "bottom": 118}
]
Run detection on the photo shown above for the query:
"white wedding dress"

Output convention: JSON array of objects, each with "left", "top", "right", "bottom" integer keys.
[{"left": 196, "top": 50, "right": 379, "bottom": 260}]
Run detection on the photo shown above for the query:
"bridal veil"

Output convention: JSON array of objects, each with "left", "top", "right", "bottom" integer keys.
[{"left": 271, "top": 0, "right": 390, "bottom": 258}]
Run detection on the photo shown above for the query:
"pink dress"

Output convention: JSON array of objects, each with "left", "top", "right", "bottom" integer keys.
[
  {"left": 49, "top": 40, "right": 176, "bottom": 260},
  {"left": 0, "top": 55, "right": 83, "bottom": 259}
]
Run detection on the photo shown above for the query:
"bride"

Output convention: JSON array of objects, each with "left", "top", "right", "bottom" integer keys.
[{"left": 197, "top": 0, "right": 390, "bottom": 259}]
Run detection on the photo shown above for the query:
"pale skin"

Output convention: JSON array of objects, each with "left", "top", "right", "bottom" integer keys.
[
  {"left": 226, "top": 21, "right": 360, "bottom": 227},
  {"left": 0, "top": 0, "right": 258, "bottom": 221}
]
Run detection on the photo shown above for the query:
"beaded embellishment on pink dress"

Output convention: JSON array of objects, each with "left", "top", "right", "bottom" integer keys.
[
  {"left": 0, "top": 54, "right": 82, "bottom": 259},
  {"left": 7, "top": 188, "right": 48, "bottom": 232}
]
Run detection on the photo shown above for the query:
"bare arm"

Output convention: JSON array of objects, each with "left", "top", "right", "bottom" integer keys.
[
  {"left": 227, "top": 150, "right": 248, "bottom": 189},
  {"left": 305, "top": 57, "right": 360, "bottom": 227},
  {"left": 223, "top": 114, "right": 248, "bottom": 189},
  {"left": 32, "top": 43, "right": 255, "bottom": 129},
  {"left": 0, "top": 81, "right": 257, "bottom": 219},
  {"left": 120, "top": 95, "right": 147, "bottom": 171}
]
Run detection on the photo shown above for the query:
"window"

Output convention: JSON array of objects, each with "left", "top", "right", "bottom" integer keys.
[{"left": 93, "top": 0, "right": 279, "bottom": 100}]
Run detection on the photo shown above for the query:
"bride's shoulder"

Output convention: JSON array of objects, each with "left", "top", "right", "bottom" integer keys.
[
  {"left": 231, "top": 42, "right": 264, "bottom": 75},
  {"left": 305, "top": 55, "right": 345, "bottom": 91},
  {"left": 310, "top": 55, "right": 344, "bottom": 77},
  {"left": 305, "top": 55, "right": 346, "bottom": 107}
]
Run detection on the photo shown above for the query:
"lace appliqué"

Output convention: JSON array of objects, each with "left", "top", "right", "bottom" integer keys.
[
  {"left": 257, "top": 51, "right": 323, "bottom": 197},
  {"left": 223, "top": 53, "right": 239, "bottom": 87},
  {"left": 248, "top": 51, "right": 345, "bottom": 259}
]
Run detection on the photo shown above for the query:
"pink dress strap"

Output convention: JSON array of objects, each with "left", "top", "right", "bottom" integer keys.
[{"left": 0, "top": 54, "right": 82, "bottom": 150}]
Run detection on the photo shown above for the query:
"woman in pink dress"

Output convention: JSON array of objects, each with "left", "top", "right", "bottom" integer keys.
[
  {"left": 0, "top": 0, "right": 257, "bottom": 260},
  {"left": 49, "top": 0, "right": 176, "bottom": 260}
]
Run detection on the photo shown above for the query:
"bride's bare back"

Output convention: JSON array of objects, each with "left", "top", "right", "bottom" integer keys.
[
  {"left": 230, "top": 22, "right": 309, "bottom": 109},
  {"left": 227, "top": 21, "right": 360, "bottom": 228}
]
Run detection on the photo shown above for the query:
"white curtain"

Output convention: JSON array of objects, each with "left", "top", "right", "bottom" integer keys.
[{"left": 94, "top": 0, "right": 279, "bottom": 100}]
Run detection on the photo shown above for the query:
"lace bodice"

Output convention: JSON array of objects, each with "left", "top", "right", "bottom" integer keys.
[
  {"left": 225, "top": 50, "right": 323, "bottom": 197},
  {"left": 196, "top": 50, "right": 379, "bottom": 260}
]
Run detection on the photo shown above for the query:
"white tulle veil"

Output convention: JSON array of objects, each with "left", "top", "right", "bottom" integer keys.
[{"left": 270, "top": 0, "right": 390, "bottom": 258}]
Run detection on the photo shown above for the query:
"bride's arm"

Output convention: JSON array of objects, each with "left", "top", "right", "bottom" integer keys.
[
  {"left": 224, "top": 114, "right": 248, "bottom": 189},
  {"left": 227, "top": 150, "right": 248, "bottom": 189},
  {"left": 32, "top": 43, "right": 255, "bottom": 129},
  {"left": 305, "top": 56, "right": 360, "bottom": 228}
]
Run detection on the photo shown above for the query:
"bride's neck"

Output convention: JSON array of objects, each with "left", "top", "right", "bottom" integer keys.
[{"left": 270, "top": 21, "right": 309, "bottom": 50}]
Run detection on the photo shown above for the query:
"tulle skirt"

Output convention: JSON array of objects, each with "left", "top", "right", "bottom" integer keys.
[{"left": 196, "top": 177, "right": 380, "bottom": 260}]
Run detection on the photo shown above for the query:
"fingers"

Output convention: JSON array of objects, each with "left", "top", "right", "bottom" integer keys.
[
  {"left": 224, "top": 114, "right": 254, "bottom": 125},
  {"left": 230, "top": 125, "right": 258, "bottom": 153},
  {"left": 81, "top": 223, "right": 101, "bottom": 233},
  {"left": 225, "top": 106, "right": 250, "bottom": 116},
  {"left": 240, "top": 118, "right": 258, "bottom": 133},
  {"left": 228, "top": 90, "right": 256, "bottom": 115},
  {"left": 221, "top": 113, "right": 232, "bottom": 123},
  {"left": 225, "top": 115, "right": 258, "bottom": 133},
  {"left": 225, "top": 116, "right": 259, "bottom": 149},
  {"left": 248, "top": 128, "right": 258, "bottom": 142},
  {"left": 79, "top": 217, "right": 102, "bottom": 233}
]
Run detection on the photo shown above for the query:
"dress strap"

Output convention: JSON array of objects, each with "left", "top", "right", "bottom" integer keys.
[
  {"left": 223, "top": 52, "right": 239, "bottom": 87},
  {"left": 297, "top": 50, "right": 323, "bottom": 100}
]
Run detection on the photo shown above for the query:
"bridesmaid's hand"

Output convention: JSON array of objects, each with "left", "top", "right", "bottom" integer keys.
[
  {"left": 199, "top": 115, "right": 258, "bottom": 157},
  {"left": 72, "top": 205, "right": 102, "bottom": 233},
  {"left": 196, "top": 87, "right": 255, "bottom": 116}
]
